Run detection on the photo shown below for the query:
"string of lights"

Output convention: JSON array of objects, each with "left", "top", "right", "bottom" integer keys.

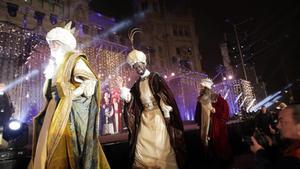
[
  {"left": 214, "top": 79, "right": 256, "bottom": 116},
  {"left": 0, "top": 21, "right": 129, "bottom": 123}
]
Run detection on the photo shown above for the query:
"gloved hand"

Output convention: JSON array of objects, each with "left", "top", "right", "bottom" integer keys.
[{"left": 71, "top": 80, "right": 96, "bottom": 99}]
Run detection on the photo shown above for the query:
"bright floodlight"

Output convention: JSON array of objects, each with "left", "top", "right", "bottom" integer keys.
[
  {"left": 228, "top": 75, "right": 233, "bottom": 80},
  {"left": 8, "top": 120, "right": 21, "bottom": 130}
]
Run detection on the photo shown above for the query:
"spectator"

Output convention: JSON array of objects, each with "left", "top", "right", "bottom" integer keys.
[
  {"left": 254, "top": 106, "right": 274, "bottom": 136},
  {"left": 250, "top": 104, "right": 300, "bottom": 169}
]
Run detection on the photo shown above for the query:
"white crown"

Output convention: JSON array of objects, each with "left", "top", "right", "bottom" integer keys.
[
  {"left": 46, "top": 21, "right": 76, "bottom": 50},
  {"left": 127, "top": 49, "right": 147, "bottom": 67},
  {"left": 201, "top": 78, "right": 213, "bottom": 89}
]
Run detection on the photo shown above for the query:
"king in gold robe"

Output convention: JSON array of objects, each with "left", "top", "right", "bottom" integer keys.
[{"left": 28, "top": 23, "right": 110, "bottom": 169}]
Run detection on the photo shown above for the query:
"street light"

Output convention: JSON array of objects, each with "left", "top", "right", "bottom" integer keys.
[
  {"left": 225, "top": 18, "right": 253, "bottom": 81},
  {"left": 233, "top": 24, "right": 248, "bottom": 81}
]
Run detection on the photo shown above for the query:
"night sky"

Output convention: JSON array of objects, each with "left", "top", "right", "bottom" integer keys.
[{"left": 89, "top": 0, "right": 300, "bottom": 94}]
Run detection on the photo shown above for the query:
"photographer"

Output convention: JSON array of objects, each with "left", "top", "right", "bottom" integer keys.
[{"left": 250, "top": 104, "right": 300, "bottom": 169}]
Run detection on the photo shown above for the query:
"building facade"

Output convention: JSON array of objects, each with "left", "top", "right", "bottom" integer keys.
[{"left": 132, "top": 0, "right": 203, "bottom": 76}]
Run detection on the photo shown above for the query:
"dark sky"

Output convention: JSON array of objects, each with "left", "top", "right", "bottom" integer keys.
[
  {"left": 190, "top": 0, "right": 300, "bottom": 93},
  {"left": 89, "top": 0, "right": 300, "bottom": 94}
]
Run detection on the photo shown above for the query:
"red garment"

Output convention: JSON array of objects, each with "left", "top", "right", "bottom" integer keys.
[
  {"left": 210, "top": 95, "right": 232, "bottom": 160},
  {"left": 195, "top": 94, "right": 232, "bottom": 160}
]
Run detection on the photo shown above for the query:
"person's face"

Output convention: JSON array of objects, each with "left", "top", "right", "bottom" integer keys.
[
  {"left": 261, "top": 107, "right": 267, "bottom": 113},
  {"left": 48, "top": 40, "right": 62, "bottom": 54},
  {"left": 200, "top": 86, "right": 210, "bottom": 96},
  {"left": 277, "top": 108, "right": 300, "bottom": 140},
  {"left": 104, "top": 92, "right": 110, "bottom": 102},
  {"left": 48, "top": 40, "right": 68, "bottom": 63},
  {"left": 133, "top": 62, "right": 146, "bottom": 75}
]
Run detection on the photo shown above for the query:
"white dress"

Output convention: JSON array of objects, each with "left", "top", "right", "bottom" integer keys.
[{"left": 133, "top": 78, "right": 178, "bottom": 169}]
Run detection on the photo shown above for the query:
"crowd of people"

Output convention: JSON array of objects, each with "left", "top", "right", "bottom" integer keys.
[{"left": 100, "top": 88, "right": 124, "bottom": 135}]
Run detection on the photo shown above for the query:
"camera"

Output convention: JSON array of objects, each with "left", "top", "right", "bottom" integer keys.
[{"left": 242, "top": 129, "right": 270, "bottom": 148}]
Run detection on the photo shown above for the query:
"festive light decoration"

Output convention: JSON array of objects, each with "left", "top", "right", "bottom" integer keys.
[
  {"left": 214, "top": 79, "right": 256, "bottom": 116},
  {"left": 0, "top": 22, "right": 46, "bottom": 121},
  {"left": 79, "top": 40, "right": 129, "bottom": 87},
  {"left": 0, "top": 21, "right": 129, "bottom": 125},
  {"left": 167, "top": 71, "right": 207, "bottom": 121}
]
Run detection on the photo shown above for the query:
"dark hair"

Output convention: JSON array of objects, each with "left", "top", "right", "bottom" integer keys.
[{"left": 288, "top": 104, "right": 300, "bottom": 124}]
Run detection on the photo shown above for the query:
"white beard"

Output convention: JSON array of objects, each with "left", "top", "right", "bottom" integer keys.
[
  {"left": 50, "top": 47, "right": 68, "bottom": 66},
  {"left": 44, "top": 59, "right": 55, "bottom": 79},
  {"left": 44, "top": 47, "right": 68, "bottom": 79}
]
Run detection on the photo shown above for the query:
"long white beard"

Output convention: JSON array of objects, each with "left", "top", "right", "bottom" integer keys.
[
  {"left": 51, "top": 47, "right": 68, "bottom": 66},
  {"left": 44, "top": 47, "right": 68, "bottom": 79}
]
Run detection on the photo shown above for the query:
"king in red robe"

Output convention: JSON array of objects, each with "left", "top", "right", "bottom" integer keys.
[{"left": 194, "top": 78, "right": 232, "bottom": 162}]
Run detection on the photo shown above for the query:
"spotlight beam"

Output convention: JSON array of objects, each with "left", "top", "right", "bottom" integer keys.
[
  {"left": 239, "top": 96, "right": 248, "bottom": 108},
  {"left": 246, "top": 99, "right": 256, "bottom": 112},
  {"left": 80, "top": 10, "right": 148, "bottom": 49},
  {"left": 224, "top": 89, "right": 230, "bottom": 100},
  {"left": 0, "top": 70, "right": 39, "bottom": 93},
  {"left": 234, "top": 92, "right": 243, "bottom": 103},
  {"left": 249, "top": 83, "right": 293, "bottom": 112}
]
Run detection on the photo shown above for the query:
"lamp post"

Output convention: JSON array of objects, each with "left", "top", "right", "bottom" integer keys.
[
  {"left": 226, "top": 18, "right": 252, "bottom": 81},
  {"left": 233, "top": 24, "right": 248, "bottom": 81}
]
